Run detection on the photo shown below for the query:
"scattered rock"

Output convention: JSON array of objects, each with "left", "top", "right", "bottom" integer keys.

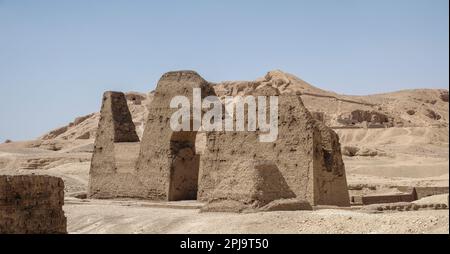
[
  {"left": 338, "top": 110, "right": 390, "bottom": 126},
  {"left": 361, "top": 201, "right": 448, "bottom": 213},
  {"left": 356, "top": 148, "right": 386, "bottom": 157},
  {"left": 425, "top": 109, "right": 441, "bottom": 120},
  {"left": 342, "top": 146, "right": 385, "bottom": 157},
  {"left": 439, "top": 90, "right": 449, "bottom": 102},
  {"left": 406, "top": 110, "right": 416, "bottom": 115},
  {"left": 69, "top": 191, "right": 88, "bottom": 199},
  {"left": 342, "top": 146, "right": 359, "bottom": 157}
]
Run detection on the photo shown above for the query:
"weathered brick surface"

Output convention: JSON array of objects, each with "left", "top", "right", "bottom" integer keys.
[
  {"left": 89, "top": 71, "right": 216, "bottom": 200},
  {"left": 0, "top": 175, "right": 67, "bottom": 234},
  {"left": 198, "top": 87, "right": 350, "bottom": 206}
]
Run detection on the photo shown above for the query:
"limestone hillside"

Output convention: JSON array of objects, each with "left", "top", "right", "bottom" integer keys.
[{"left": 32, "top": 70, "right": 449, "bottom": 151}]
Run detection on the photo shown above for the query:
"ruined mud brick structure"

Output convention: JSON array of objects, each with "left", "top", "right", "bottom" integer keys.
[
  {"left": 200, "top": 160, "right": 314, "bottom": 212},
  {"left": 0, "top": 175, "right": 67, "bottom": 234},
  {"left": 88, "top": 70, "right": 350, "bottom": 206},
  {"left": 352, "top": 187, "right": 449, "bottom": 205},
  {"left": 199, "top": 85, "right": 349, "bottom": 206},
  {"left": 351, "top": 187, "right": 419, "bottom": 205},
  {"left": 88, "top": 91, "right": 143, "bottom": 198},
  {"left": 89, "top": 72, "right": 215, "bottom": 199},
  {"left": 396, "top": 186, "right": 449, "bottom": 199},
  {"left": 135, "top": 71, "right": 215, "bottom": 200},
  {"left": 360, "top": 192, "right": 417, "bottom": 205}
]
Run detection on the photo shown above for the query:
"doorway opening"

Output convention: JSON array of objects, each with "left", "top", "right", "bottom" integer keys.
[{"left": 168, "top": 131, "right": 200, "bottom": 201}]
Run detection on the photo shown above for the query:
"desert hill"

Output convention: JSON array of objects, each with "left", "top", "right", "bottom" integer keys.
[{"left": 32, "top": 70, "right": 449, "bottom": 151}]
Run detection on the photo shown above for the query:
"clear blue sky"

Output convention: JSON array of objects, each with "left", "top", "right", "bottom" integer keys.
[{"left": 0, "top": 0, "right": 448, "bottom": 141}]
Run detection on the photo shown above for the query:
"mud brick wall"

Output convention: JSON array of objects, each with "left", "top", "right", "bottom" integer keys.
[
  {"left": 361, "top": 193, "right": 417, "bottom": 205},
  {"left": 136, "top": 71, "right": 216, "bottom": 201},
  {"left": 0, "top": 175, "right": 67, "bottom": 234},
  {"left": 399, "top": 186, "right": 448, "bottom": 200},
  {"left": 199, "top": 87, "right": 350, "bottom": 206},
  {"left": 314, "top": 120, "right": 350, "bottom": 206},
  {"left": 88, "top": 91, "right": 142, "bottom": 198},
  {"left": 89, "top": 72, "right": 215, "bottom": 200}
]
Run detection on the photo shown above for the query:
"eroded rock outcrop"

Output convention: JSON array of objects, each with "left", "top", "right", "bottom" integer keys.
[
  {"left": 425, "top": 109, "right": 441, "bottom": 120},
  {"left": 337, "top": 110, "right": 391, "bottom": 127},
  {"left": 439, "top": 90, "right": 449, "bottom": 102},
  {"left": 342, "top": 146, "right": 386, "bottom": 157}
]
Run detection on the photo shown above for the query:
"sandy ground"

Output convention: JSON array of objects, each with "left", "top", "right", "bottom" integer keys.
[
  {"left": 64, "top": 198, "right": 448, "bottom": 234},
  {"left": 1, "top": 127, "right": 448, "bottom": 234},
  {"left": 1, "top": 72, "right": 448, "bottom": 234}
]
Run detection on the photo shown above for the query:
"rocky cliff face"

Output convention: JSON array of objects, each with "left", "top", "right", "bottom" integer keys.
[{"left": 215, "top": 70, "right": 449, "bottom": 129}]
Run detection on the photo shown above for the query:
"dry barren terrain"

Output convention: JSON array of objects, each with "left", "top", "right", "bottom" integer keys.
[{"left": 1, "top": 71, "right": 448, "bottom": 234}]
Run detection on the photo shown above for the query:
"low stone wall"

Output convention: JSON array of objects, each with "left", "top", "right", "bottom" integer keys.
[
  {"left": 396, "top": 186, "right": 449, "bottom": 200},
  {"left": 0, "top": 175, "right": 67, "bottom": 234},
  {"left": 361, "top": 193, "right": 417, "bottom": 205}
]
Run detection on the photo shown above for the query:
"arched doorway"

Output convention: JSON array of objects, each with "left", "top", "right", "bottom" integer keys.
[{"left": 168, "top": 131, "right": 200, "bottom": 201}]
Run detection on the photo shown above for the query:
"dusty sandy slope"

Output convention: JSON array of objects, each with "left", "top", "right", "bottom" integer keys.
[
  {"left": 0, "top": 70, "right": 448, "bottom": 234},
  {"left": 339, "top": 126, "right": 449, "bottom": 189}
]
